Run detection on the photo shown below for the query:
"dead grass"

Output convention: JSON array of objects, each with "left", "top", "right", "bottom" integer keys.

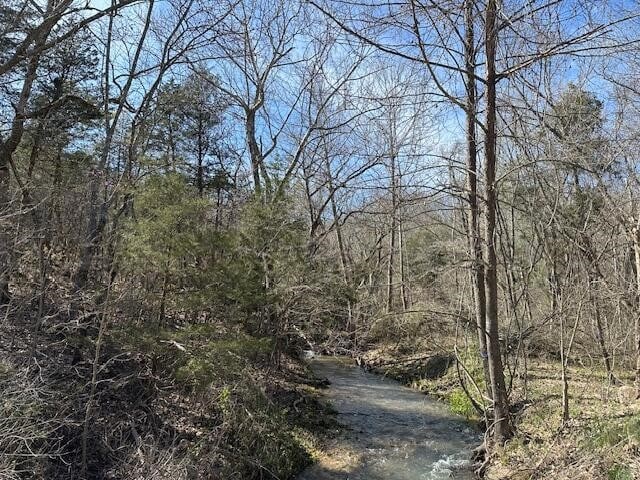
[{"left": 487, "top": 360, "right": 640, "bottom": 480}]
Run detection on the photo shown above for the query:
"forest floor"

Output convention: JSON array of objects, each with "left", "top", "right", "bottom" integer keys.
[
  {"left": 359, "top": 342, "right": 640, "bottom": 480},
  {"left": 0, "top": 310, "right": 338, "bottom": 480}
]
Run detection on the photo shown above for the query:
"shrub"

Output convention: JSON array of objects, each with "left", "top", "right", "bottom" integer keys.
[
  {"left": 448, "top": 388, "right": 476, "bottom": 418},
  {"left": 0, "top": 365, "right": 61, "bottom": 479}
]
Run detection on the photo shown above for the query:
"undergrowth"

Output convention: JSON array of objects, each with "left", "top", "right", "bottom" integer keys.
[{"left": 110, "top": 323, "right": 323, "bottom": 479}]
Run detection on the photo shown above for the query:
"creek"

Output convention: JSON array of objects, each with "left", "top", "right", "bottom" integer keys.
[{"left": 297, "top": 356, "right": 480, "bottom": 480}]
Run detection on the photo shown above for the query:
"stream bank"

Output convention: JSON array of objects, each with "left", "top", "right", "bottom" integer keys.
[{"left": 351, "top": 344, "right": 640, "bottom": 480}]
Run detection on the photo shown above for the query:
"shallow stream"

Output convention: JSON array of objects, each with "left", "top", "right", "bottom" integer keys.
[{"left": 297, "top": 356, "right": 480, "bottom": 480}]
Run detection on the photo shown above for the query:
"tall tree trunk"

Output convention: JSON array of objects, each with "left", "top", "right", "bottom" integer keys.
[
  {"left": 386, "top": 154, "right": 397, "bottom": 314},
  {"left": 196, "top": 114, "right": 205, "bottom": 196},
  {"left": 246, "top": 109, "right": 262, "bottom": 196},
  {"left": 587, "top": 272, "right": 615, "bottom": 383},
  {"left": 399, "top": 218, "right": 410, "bottom": 311},
  {"left": 560, "top": 311, "right": 570, "bottom": 422},
  {"left": 633, "top": 227, "right": 640, "bottom": 397},
  {"left": 74, "top": 5, "right": 116, "bottom": 292},
  {"left": 158, "top": 272, "right": 168, "bottom": 327},
  {"left": 326, "top": 152, "right": 355, "bottom": 346},
  {"left": 550, "top": 257, "right": 570, "bottom": 422},
  {"left": 331, "top": 187, "right": 355, "bottom": 345},
  {"left": 167, "top": 113, "right": 177, "bottom": 170},
  {"left": 464, "top": 0, "right": 492, "bottom": 399},
  {"left": 484, "top": 0, "right": 511, "bottom": 443},
  {"left": 548, "top": 249, "right": 569, "bottom": 420}
]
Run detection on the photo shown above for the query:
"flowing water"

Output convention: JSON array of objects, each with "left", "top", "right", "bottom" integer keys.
[{"left": 297, "top": 356, "right": 481, "bottom": 480}]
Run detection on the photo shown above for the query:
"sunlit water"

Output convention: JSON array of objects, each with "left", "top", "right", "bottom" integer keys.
[{"left": 297, "top": 356, "right": 480, "bottom": 480}]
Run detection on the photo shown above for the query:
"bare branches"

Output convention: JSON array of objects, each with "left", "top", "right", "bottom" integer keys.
[{"left": 0, "top": 0, "right": 139, "bottom": 78}]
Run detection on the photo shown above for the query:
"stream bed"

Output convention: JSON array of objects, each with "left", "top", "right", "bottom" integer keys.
[{"left": 297, "top": 356, "right": 481, "bottom": 480}]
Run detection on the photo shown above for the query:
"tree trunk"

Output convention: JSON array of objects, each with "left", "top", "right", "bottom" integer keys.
[
  {"left": 246, "top": 109, "right": 262, "bottom": 196},
  {"left": 386, "top": 154, "right": 397, "bottom": 314},
  {"left": 74, "top": 6, "right": 116, "bottom": 292},
  {"left": 196, "top": 113, "right": 205, "bottom": 196},
  {"left": 464, "top": 0, "right": 492, "bottom": 399},
  {"left": 484, "top": 0, "right": 511, "bottom": 443},
  {"left": 560, "top": 299, "right": 570, "bottom": 422},
  {"left": 158, "top": 272, "right": 168, "bottom": 326},
  {"left": 327, "top": 158, "right": 355, "bottom": 346},
  {"left": 548, "top": 252, "right": 570, "bottom": 421},
  {"left": 633, "top": 229, "right": 640, "bottom": 397},
  {"left": 168, "top": 113, "right": 177, "bottom": 170},
  {"left": 332, "top": 195, "right": 355, "bottom": 344},
  {"left": 399, "top": 218, "right": 410, "bottom": 311},
  {"left": 560, "top": 340, "right": 570, "bottom": 422},
  {"left": 587, "top": 272, "right": 615, "bottom": 383}
]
